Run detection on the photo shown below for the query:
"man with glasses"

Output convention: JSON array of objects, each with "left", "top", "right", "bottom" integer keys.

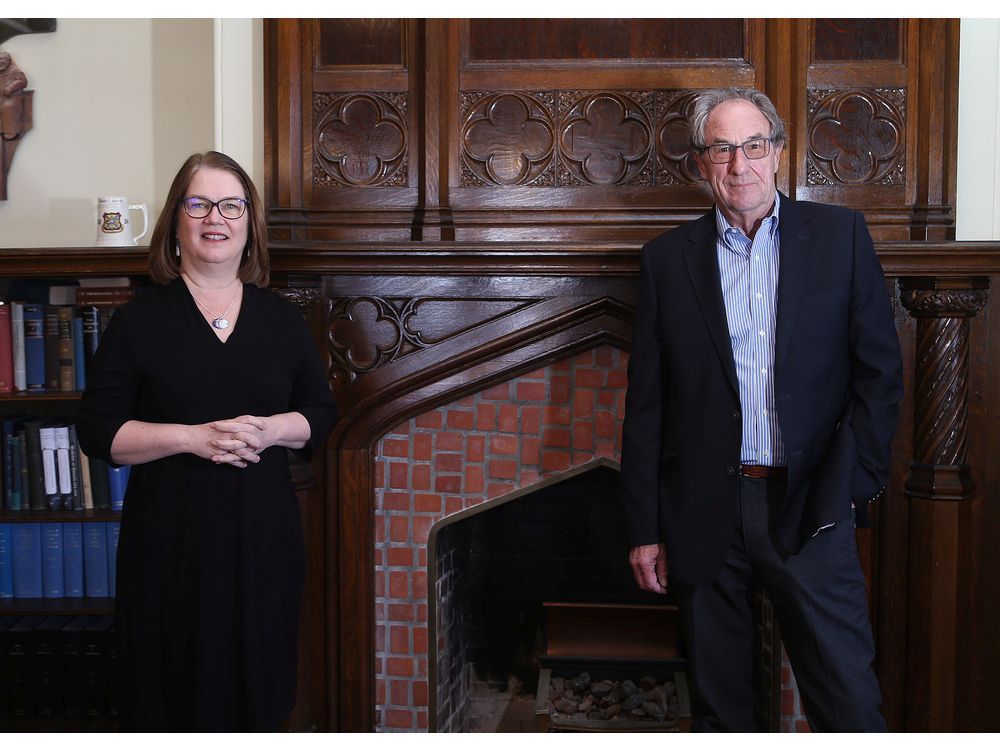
[{"left": 621, "top": 88, "right": 902, "bottom": 731}]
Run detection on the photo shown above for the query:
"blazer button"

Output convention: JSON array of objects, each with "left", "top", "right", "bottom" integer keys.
[
  {"left": 731, "top": 409, "right": 740, "bottom": 421},
  {"left": 726, "top": 465, "right": 737, "bottom": 476}
]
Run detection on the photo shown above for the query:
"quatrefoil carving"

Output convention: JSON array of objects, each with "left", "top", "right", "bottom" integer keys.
[
  {"left": 560, "top": 93, "right": 651, "bottom": 185},
  {"left": 315, "top": 94, "right": 406, "bottom": 186},
  {"left": 462, "top": 93, "right": 555, "bottom": 185},
  {"left": 808, "top": 90, "right": 904, "bottom": 185}
]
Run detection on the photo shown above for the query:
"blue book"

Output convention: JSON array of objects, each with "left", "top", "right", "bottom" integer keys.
[
  {"left": 108, "top": 464, "right": 130, "bottom": 511},
  {"left": 63, "top": 521, "right": 84, "bottom": 597},
  {"left": 73, "top": 313, "right": 86, "bottom": 391},
  {"left": 106, "top": 521, "right": 120, "bottom": 598},
  {"left": 0, "top": 522, "right": 13, "bottom": 598},
  {"left": 41, "top": 522, "right": 64, "bottom": 598},
  {"left": 83, "top": 522, "right": 109, "bottom": 598},
  {"left": 23, "top": 303, "right": 46, "bottom": 392},
  {"left": 12, "top": 522, "right": 42, "bottom": 598}
]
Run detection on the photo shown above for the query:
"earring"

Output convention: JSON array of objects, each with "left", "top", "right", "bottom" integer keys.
[{"left": 175, "top": 240, "right": 180, "bottom": 257}]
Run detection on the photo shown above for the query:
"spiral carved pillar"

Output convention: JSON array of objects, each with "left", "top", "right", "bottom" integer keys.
[{"left": 899, "top": 278, "right": 988, "bottom": 731}]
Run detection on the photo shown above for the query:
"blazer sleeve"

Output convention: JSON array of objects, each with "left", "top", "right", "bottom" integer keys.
[
  {"left": 620, "top": 241, "right": 665, "bottom": 548},
  {"left": 846, "top": 211, "right": 904, "bottom": 502}
]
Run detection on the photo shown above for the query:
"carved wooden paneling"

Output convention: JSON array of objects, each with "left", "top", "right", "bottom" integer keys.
[
  {"left": 313, "top": 92, "right": 408, "bottom": 187},
  {"left": 318, "top": 19, "right": 404, "bottom": 68},
  {"left": 460, "top": 89, "right": 704, "bottom": 189},
  {"left": 813, "top": 19, "right": 902, "bottom": 62},
  {"left": 326, "top": 295, "right": 529, "bottom": 388},
  {"left": 806, "top": 88, "right": 905, "bottom": 186},
  {"left": 466, "top": 19, "right": 745, "bottom": 61}
]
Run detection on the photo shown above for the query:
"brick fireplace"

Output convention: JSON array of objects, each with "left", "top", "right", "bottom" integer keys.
[{"left": 368, "top": 343, "right": 807, "bottom": 732}]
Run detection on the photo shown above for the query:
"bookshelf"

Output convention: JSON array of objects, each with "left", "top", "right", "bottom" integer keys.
[{"left": 0, "top": 246, "right": 146, "bottom": 730}]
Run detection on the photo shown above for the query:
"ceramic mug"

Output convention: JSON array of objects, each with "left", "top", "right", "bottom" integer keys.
[{"left": 96, "top": 196, "right": 148, "bottom": 247}]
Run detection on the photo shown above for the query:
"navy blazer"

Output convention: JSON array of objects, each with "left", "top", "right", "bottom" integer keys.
[{"left": 620, "top": 193, "right": 903, "bottom": 587}]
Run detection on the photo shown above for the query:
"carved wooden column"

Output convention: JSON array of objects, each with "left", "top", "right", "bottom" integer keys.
[{"left": 899, "top": 277, "right": 988, "bottom": 731}]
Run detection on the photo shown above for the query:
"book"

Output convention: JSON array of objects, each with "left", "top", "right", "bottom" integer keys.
[
  {"left": 79, "top": 304, "right": 101, "bottom": 379},
  {"left": 5, "top": 434, "right": 22, "bottom": 511},
  {"left": 82, "top": 615, "right": 115, "bottom": 717},
  {"left": 22, "top": 419, "right": 46, "bottom": 510},
  {"left": 39, "top": 424, "right": 61, "bottom": 511},
  {"left": 6, "top": 615, "right": 45, "bottom": 718},
  {"left": 0, "top": 614, "right": 22, "bottom": 719},
  {"left": 73, "top": 311, "right": 86, "bottom": 391},
  {"left": 67, "top": 424, "right": 86, "bottom": 511},
  {"left": 79, "top": 446, "right": 94, "bottom": 510},
  {"left": 60, "top": 615, "right": 96, "bottom": 719},
  {"left": 62, "top": 522, "right": 84, "bottom": 598},
  {"left": 43, "top": 305, "right": 60, "bottom": 391},
  {"left": 0, "top": 300, "right": 13, "bottom": 393},
  {"left": 34, "top": 615, "right": 73, "bottom": 718},
  {"left": 83, "top": 522, "right": 109, "bottom": 598},
  {"left": 11, "top": 300, "right": 26, "bottom": 391},
  {"left": 57, "top": 305, "right": 76, "bottom": 391},
  {"left": 40, "top": 522, "right": 64, "bottom": 598},
  {"left": 108, "top": 464, "right": 130, "bottom": 511},
  {"left": 74, "top": 286, "right": 136, "bottom": 308},
  {"left": 54, "top": 425, "right": 74, "bottom": 510},
  {"left": 1, "top": 418, "right": 21, "bottom": 510},
  {"left": 106, "top": 521, "right": 120, "bottom": 598},
  {"left": 12, "top": 522, "right": 42, "bottom": 598},
  {"left": 23, "top": 303, "right": 45, "bottom": 391},
  {"left": 0, "top": 522, "right": 12, "bottom": 598}
]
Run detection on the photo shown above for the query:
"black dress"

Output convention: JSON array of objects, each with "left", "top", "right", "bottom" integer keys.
[{"left": 75, "top": 279, "right": 338, "bottom": 731}]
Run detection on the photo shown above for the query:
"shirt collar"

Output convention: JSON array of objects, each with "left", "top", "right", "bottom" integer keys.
[{"left": 714, "top": 196, "right": 781, "bottom": 244}]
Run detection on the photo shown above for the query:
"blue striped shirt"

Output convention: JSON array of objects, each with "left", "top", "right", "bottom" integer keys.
[{"left": 715, "top": 202, "right": 785, "bottom": 466}]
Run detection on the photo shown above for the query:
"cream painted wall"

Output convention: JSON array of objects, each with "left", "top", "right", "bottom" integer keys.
[
  {"left": 957, "top": 18, "right": 1000, "bottom": 240},
  {"left": 0, "top": 19, "right": 214, "bottom": 248},
  {"left": 0, "top": 19, "right": 996, "bottom": 246}
]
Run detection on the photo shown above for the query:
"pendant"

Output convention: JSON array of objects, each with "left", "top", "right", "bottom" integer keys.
[{"left": 212, "top": 318, "right": 230, "bottom": 330}]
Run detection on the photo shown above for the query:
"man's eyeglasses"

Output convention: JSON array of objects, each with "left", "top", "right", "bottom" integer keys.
[
  {"left": 699, "top": 137, "right": 773, "bottom": 164},
  {"left": 181, "top": 196, "right": 249, "bottom": 220}
]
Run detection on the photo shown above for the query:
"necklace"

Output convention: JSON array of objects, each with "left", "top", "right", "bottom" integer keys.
[{"left": 189, "top": 283, "right": 241, "bottom": 330}]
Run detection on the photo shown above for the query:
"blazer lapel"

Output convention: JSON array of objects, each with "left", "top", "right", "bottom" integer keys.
[
  {"left": 774, "top": 193, "right": 812, "bottom": 373},
  {"left": 683, "top": 211, "right": 740, "bottom": 396}
]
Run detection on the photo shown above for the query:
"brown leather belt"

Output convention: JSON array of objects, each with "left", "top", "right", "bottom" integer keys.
[{"left": 739, "top": 463, "right": 788, "bottom": 479}]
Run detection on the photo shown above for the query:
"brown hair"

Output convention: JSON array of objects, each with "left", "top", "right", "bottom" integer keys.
[{"left": 147, "top": 151, "right": 269, "bottom": 286}]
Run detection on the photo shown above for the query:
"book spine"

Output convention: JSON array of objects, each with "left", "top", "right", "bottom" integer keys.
[
  {"left": 68, "top": 424, "right": 85, "bottom": 511},
  {"left": 41, "top": 522, "right": 64, "bottom": 598},
  {"left": 73, "top": 312, "right": 86, "bottom": 391},
  {"left": 57, "top": 306, "right": 76, "bottom": 391},
  {"left": 79, "top": 448, "right": 94, "bottom": 510},
  {"left": 39, "top": 425, "right": 60, "bottom": 511},
  {"left": 62, "top": 522, "right": 84, "bottom": 597},
  {"left": 34, "top": 615, "right": 71, "bottom": 718},
  {"left": 12, "top": 522, "right": 42, "bottom": 598},
  {"left": 83, "top": 616, "right": 114, "bottom": 717},
  {"left": 1, "top": 421, "right": 17, "bottom": 511},
  {"left": 7, "top": 615, "right": 44, "bottom": 717},
  {"left": 22, "top": 420, "right": 46, "bottom": 511},
  {"left": 54, "top": 425, "right": 74, "bottom": 510},
  {"left": 0, "top": 522, "right": 13, "bottom": 598},
  {"left": 61, "top": 615, "right": 94, "bottom": 718},
  {"left": 0, "top": 300, "right": 13, "bottom": 393},
  {"left": 44, "top": 305, "right": 60, "bottom": 391},
  {"left": 23, "top": 303, "right": 46, "bottom": 391},
  {"left": 80, "top": 305, "right": 101, "bottom": 381},
  {"left": 108, "top": 464, "right": 130, "bottom": 511},
  {"left": 11, "top": 301, "right": 26, "bottom": 391},
  {"left": 106, "top": 521, "right": 120, "bottom": 598},
  {"left": 83, "top": 522, "right": 109, "bottom": 598}
]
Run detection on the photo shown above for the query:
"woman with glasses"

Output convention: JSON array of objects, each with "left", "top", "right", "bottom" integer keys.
[{"left": 76, "top": 151, "right": 339, "bottom": 731}]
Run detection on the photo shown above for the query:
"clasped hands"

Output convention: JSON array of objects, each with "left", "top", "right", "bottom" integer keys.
[{"left": 201, "top": 415, "right": 271, "bottom": 469}]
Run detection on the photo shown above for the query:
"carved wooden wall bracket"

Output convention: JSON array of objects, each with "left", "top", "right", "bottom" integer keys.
[{"left": 0, "top": 49, "right": 32, "bottom": 201}]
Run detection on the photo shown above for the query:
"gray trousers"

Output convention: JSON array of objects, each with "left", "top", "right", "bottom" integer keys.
[{"left": 677, "top": 475, "right": 886, "bottom": 732}]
